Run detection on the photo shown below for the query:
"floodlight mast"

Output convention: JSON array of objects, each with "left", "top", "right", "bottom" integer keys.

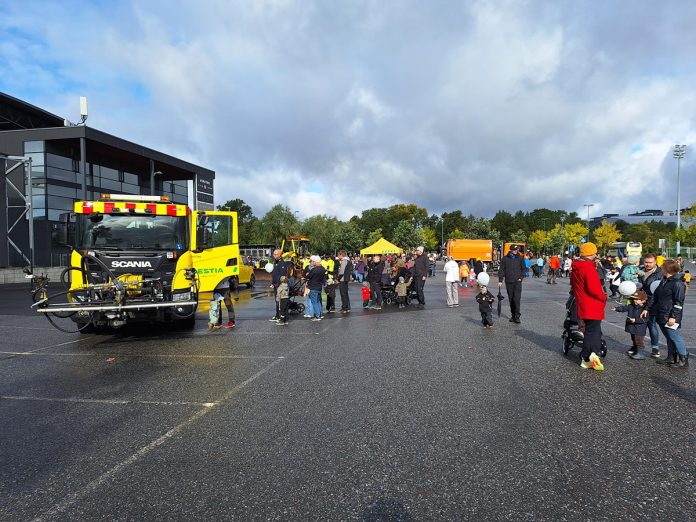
[{"left": 673, "top": 144, "right": 686, "bottom": 255}]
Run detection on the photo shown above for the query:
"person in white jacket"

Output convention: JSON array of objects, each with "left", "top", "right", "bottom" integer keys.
[
  {"left": 563, "top": 256, "right": 572, "bottom": 277},
  {"left": 444, "top": 257, "right": 460, "bottom": 307}
]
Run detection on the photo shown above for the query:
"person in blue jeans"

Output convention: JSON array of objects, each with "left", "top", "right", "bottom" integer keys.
[
  {"left": 305, "top": 255, "right": 325, "bottom": 321},
  {"left": 639, "top": 253, "right": 662, "bottom": 358},
  {"left": 651, "top": 259, "right": 688, "bottom": 369}
]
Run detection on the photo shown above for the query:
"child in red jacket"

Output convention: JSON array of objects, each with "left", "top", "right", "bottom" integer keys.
[{"left": 361, "top": 282, "right": 371, "bottom": 309}]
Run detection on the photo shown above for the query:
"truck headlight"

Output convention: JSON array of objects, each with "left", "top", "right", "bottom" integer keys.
[{"left": 172, "top": 291, "right": 191, "bottom": 302}]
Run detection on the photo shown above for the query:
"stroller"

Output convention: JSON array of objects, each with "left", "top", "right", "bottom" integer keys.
[
  {"left": 380, "top": 280, "right": 398, "bottom": 305},
  {"left": 286, "top": 278, "right": 306, "bottom": 315},
  {"left": 562, "top": 292, "right": 607, "bottom": 357}
]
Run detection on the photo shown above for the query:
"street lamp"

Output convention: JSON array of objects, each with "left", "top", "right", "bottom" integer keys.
[
  {"left": 541, "top": 218, "right": 548, "bottom": 255},
  {"left": 441, "top": 217, "right": 444, "bottom": 252},
  {"left": 584, "top": 204, "right": 594, "bottom": 242},
  {"left": 673, "top": 144, "right": 687, "bottom": 255}
]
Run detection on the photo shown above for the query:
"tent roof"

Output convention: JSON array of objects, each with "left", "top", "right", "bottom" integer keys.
[{"left": 360, "top": 237, "right": 403, "bottom": 255}]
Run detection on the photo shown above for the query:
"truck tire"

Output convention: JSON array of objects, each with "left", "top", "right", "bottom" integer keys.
[
  {"left": 230, "top": 276, "right": 239, "bottom": 291},
  {"left": 247, "top": 274, "right": 256, "bottom": 288}
]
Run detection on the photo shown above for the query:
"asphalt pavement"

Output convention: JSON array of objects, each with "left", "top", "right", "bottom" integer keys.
[{"left": 0, "top": 273, "right": 694, "bottom": 521}]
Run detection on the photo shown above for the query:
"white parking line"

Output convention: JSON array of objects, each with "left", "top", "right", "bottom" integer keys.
[
  {"left": 0, "top": 396, "right": 215, "bottom": 407},
  {"left": 33, "top": 338, "right": 309, "bottom": 522},
  {"left": 0, "top": 338, "right": 91, "bottom": 360}
]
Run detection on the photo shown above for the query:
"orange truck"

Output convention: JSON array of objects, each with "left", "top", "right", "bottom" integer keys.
[
  {"left": 446, "top": 239, "right": 493, "bottom": 262},
  {"left": 503, "top": 242, "right": 527, "bottom": 256}
]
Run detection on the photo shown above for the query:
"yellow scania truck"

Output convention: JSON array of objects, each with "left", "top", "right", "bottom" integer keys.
[{"left": 34, "top": 194, "right": 253, "bottom": 331}]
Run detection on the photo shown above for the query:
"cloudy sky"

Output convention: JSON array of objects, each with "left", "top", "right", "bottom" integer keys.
[{"left": 2, "top": 0, "right": 696, "bottom": 220}]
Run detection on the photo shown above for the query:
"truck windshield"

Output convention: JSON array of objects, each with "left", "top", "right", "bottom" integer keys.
[{"left": 77, "top": 214, "right": 188, "bottom": 251}]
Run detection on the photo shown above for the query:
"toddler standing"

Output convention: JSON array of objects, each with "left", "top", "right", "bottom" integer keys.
[
  {"left": 475, "top": 285, "right": 496, "bottom": 329},
  {"left": 362, "top": 281, "right": 371, "bottom": 309},
  {"left": 395, "top": 276, "right": 408, "bottom": 308},
  {"left": 611, "top": 290, "right": 648, "bottom": 359}
]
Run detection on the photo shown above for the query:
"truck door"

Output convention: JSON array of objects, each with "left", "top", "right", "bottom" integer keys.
[{"left": 191, "top": 211, "right": 239, "bottom": 293}]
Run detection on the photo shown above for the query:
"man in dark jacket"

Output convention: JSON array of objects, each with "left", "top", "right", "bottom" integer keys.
[
  {"left": 367, "top": 255, "right": 385, "bottom": 309},
  {"left": 412, "top": 246, "right": 429, "bottom": 306},
  {"left": 638, "top": 253, "right": 663, "bottom": 358},
  {"left": 336, "top": 250, "right": 353, "bottom": 313},
  {"left": 498, "top": 244, "right": 526, "bottom": 323},
  {"left": 270, "top": 249, "right": 290, "bottom": 321}
]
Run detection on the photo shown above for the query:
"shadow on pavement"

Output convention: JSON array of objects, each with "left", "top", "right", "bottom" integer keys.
[{"left": 651, "top": 375, "right": 696, "bottom": 406}]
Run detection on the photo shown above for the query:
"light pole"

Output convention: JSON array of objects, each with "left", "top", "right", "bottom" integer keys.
[
  {"left": 584, "top": 204, "right": 594, "bottom": 242},
  {"left": 441, "top": 217, "right": 444, "bottom": 252},
  {"left": 673, "top": 144, "right": 686, "bottom": 255},
  {"left": 541, "top": 218, "right": 548, "bottom": 255},
  {"left": 560, "top": 216, "right": 566, "bottom": 254}
]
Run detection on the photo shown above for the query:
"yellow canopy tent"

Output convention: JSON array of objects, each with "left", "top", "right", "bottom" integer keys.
[{"left": 360, "top": 238, "right": 403, "bottom": 256}]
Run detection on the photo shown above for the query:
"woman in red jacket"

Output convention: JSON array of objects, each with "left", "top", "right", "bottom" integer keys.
[{"left": 570, "top": 242, "right": 607, "bottom": 371}]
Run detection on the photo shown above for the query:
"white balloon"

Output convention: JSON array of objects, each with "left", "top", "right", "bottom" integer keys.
[
  {"left": 650, "top": 280, "right": 660, "bottom": 294},
  {"left": 264, "top": 263, "right": 274, "bottom": 273},
  {"left": 477, "top": 272, "right": 490, "bottom": 286},
  {"left": 618, "top": 280, "right": 637, "bottom": 296}
]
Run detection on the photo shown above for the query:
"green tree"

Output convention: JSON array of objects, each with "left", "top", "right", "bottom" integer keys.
[
  {"left": 510, "top": 229, "right": 527, "bottom": 243},
  {"left": 421, "top": 226, "right": 438, "bottom": 250},
  {"left": 448, "top": 228, "right": 466, "bottom": 240},
  {"left": 366, "top": 228, "right": 384, "bottom": 246},
  {"left": 593, "top": 220, "right": 621, "bottom": 254},
  {"left": 392, "top": 221, "right": 423, "bottom": 249},
  {"left": 492, "top": 210, "right": 515, "bottom": 240},
  {"left": 260, "top": 204, "right": 300, "bottom": 246},
  {"left": 300, "top": 215, "right": 339, "bottom": 255},
  {"left": 547, "top": 224, "right": 566, "bottom": 254},
  {"left": 563, "top": 222, "right": 588, "bottom": 250},
  {"left": 528, "top": 230, "right": 549, "bottom": 253},
  {"left": 441, "top": 211, "right": 469, "bottom": 238},
  {"left": 335, "top": 221, "right": 363, "bottom": 253}
]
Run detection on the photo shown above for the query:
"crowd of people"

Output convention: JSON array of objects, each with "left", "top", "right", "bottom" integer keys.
[{"left": 220, "top": 243, "right": 691, "bottom": 372}]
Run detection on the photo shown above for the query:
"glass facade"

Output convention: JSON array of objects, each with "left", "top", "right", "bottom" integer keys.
[{"left": 23, "top": 140, "right": 189, "bottom": 222}]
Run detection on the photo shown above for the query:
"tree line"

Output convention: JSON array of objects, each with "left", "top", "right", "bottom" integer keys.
[{"left": 217, "top": 198, "right": 692, "bottom": 255}]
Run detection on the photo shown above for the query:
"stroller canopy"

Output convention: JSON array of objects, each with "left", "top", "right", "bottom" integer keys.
[{"left": 360, "top": 238, "right": 403, "bottom": 256}]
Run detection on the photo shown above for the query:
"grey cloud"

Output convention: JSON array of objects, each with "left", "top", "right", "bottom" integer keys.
[{"left": 2, "top": 0, "right": 696, "bottom": 220}]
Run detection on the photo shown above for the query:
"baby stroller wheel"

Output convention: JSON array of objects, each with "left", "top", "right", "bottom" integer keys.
[
  {"left": 600, "top": 340, "right": 608, "bottom": 358},
  {"left": 296, "top": 303, "right": 305, "bottom": 314},
  {"left": 562, "top": 335, "right": 572, "bottom": 355},
  {"left": 386, "top": 297, "right": 393, "bottom": 305}
]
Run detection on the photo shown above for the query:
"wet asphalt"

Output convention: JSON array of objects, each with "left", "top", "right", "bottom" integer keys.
[{"left": 0, "top": 271, "right": 694, "bottom": 521}]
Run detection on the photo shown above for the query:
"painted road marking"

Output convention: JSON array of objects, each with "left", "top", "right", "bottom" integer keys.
[
  {"left": 33, "top": 338, "right": 309, "bottom": 522},
  {"left": 0, "top": 396, "right": 215, "bottom": 407}
]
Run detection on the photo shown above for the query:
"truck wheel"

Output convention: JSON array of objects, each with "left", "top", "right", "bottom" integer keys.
[
  {"left": 230, "top": 277, "right": 239, "bottom": 291},
  {"left": 247, "top": 274, "right": 256, "bottom": 288}
]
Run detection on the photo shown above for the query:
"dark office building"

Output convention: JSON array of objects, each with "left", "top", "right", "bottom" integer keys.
[{"left": 0, "top": 92, "right": 215, "bottom": 267}]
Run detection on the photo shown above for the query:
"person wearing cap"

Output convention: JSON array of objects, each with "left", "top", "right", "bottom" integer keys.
[
  {"left": 412, "top": 246, "right": 429, "bottom": 306},
  {"left": 570, "top": 242, "right": 607, "bottom": 370},
  {"left": 498, "top": 244, "right": 526, "bottom": 323}
]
